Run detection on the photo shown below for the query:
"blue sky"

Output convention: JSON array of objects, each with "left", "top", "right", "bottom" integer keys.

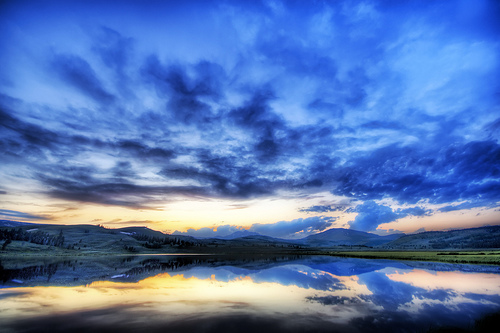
[{"left": 0, "top": 0, "right": 499, "bottom": 238}]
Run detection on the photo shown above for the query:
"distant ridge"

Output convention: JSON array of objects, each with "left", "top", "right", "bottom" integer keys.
[
  {"left": 2, "top": 221, "right": 499, "bottom": 252},
  {"left": 217, "top": 230, "right": 261, "bottom": 240},
  {"left": 0, "top": 220, "right": 37, "bottom": 227},
  {"left": 302, "top": 228, "right": 404, "bottom": 247},
  {"left": 382, "top": 225, "right": 500, "bottom": 249}
]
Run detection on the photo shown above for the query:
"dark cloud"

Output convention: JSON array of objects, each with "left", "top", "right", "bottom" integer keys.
[
  {"left": 226, "top": 89, "right": 286, "bottom": 162},
  {"left": 142, "top": 56, "right": 223, "bottom": 126},
  {"left": 52, "top": 54, "right": 115, "bottom": 104},
  {"left": 438, "top": 202, "right": 487, "bottom": 213},
  {"left": 299, "top": 205, "right": 346, "bottom": 214},
  {"left": 1, "top": 97, "right": 310, "bottom": 205},
  {"left": 331, "top": 140, "right": 500, "bottom": 209},
  {"left": 306, "top": 295, "right": 361, "bottom": 306},
  {"left": 110, "top": 161, "right": 135, "bottom": 179},
  {"left": 396, "top": 206, "right": 431, "bottom": 217},
  {"left": 116, "top": 140, "right": 175, "bottom": 161},
  {"left": 0, "top": 107, "right": 60, "bottom": 153},
  {"left": 92, "top": 26, "right": 133, "bottom": 93},
  {"left": 159, "top": 160, "right": 277, "bottom": 199},
  {"left": 0, "top": 103, "right": 176, "bottom": 171},
  {"left": 0, "top": 209, "right": 49, "bottom": 221},
  {"left": 231, "top": 93, "right": 290, "bottom": 131},
  {"left": 40, "top": 175, "right": 207, "bottom": 209}
]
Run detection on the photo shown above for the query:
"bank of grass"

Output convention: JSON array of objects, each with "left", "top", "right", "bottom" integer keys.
[
  {"left": 3, "top": 245, "right": 500, "bottom": 266},
  {"left": 326, "top": 250, "right": 500, "bottom": 265}
]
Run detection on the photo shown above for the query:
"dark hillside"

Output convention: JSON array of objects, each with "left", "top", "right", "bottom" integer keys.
[
  {"left": 303, "top": 228, "right": 403, "bottom": 247},
  {"left": 382, "top": 225, "right": 500, "bottom": 249}
]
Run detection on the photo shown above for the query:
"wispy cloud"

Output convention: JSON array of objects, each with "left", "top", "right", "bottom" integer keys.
[{"left": 0, "top": 209, "right": 49, "bottom": 221}]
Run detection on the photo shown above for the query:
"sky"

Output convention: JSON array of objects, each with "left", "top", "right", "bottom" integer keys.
[{"left": 0, "top": 0, "right": 499, "bottom": 239}]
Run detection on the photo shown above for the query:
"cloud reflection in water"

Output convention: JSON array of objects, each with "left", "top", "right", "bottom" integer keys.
[{"left": 0, "top": 256, "right": 499, "bottom": 333}]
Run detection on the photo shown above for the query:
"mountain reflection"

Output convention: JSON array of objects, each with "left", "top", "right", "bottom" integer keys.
[{"left": 1, "top": 255, "right": 499, "bottom": 333}]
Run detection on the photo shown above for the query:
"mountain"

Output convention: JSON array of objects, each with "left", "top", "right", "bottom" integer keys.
[
  {"left": 0, "top": 220, "right": 37, "bottom": 227},
  {"left": 382, "top": 225, "right": 500, "bottom": 250},
  {"left": 218, "top": 230, "right": 261, "bottom": 239},
  {"left": 117, "top": 226, "right": 168, "bottom": 238},
  {"left": 302, "top": 228, "right": 404, "bottom": 247},
  {"left": 2, "top": 221, "right": 499, "bottom": 254},
  {"left": 232, "top": 235, "right": 298, "bottom": 243}
]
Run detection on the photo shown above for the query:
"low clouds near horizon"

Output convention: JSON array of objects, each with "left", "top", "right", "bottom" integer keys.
[{"left": 173, "top": 216, "right": 336, "bottom": 239}]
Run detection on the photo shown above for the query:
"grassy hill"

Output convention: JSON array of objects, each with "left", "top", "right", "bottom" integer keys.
[
  {"left": 0, "top": 223, "right": 304, "bottom": 256},
  {"left": 1, "top": 223, "right": 500, "bottom": 259},
  {"left": 381, "top": 225, "right": 500, "bottom": 250},
  {"left": 302, "top": 228, "right": 403, "bottom": 247}
]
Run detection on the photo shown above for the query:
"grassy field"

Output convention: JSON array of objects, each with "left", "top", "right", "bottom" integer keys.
[
  {"left": 326, "top": 250, "right": 500, "bottom": 265},
  {"left": 2, "top": 241, "right": 500, "bottom": 266}
]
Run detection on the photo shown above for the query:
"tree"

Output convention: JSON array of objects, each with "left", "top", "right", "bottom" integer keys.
[{"left": 2, "top": 239, "right": 12, "bottom": 250}]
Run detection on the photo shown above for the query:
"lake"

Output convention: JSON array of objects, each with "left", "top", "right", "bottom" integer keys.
[{"left": 1, "top": 255, "right": 499, "bottom": 332}]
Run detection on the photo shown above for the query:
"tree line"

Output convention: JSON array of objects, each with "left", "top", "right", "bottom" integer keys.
[
  {"left": 130, "top": 233, "right": 197, "bottom": 249},
  {"left": 0, "top": 228, "right": 65, "bottom": 250}
]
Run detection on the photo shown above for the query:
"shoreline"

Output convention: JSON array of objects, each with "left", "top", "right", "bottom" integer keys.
[{"left": 2, "top": 250, "right": 499, "bottom": 265}]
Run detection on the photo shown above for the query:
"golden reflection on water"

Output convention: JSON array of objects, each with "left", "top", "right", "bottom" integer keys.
[{"left": 0, "top": 270, "right": 373, "bottom": 326}]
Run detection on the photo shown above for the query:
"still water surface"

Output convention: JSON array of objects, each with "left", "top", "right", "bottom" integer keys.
[{"left": 1, "top": 255, "right": 499, "bottom": 332}]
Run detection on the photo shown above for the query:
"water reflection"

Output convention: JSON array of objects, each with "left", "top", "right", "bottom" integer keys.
[{"left": 1, "top": 255, "right": 499, "bottom": 333}]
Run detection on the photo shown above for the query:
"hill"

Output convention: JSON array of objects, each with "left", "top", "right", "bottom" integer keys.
[
  {"left": 0, "top": 223, "right": 201, "bottom": 255},
  {"left": 1, "top": 222, "right": 500, "bottom": 256},
  {"left": 0, "top": 223, "right": 302, "bottom": 255},
  {"left": 0, "top": 220, "right": 37, "bottom": 227},
  {"left": 218, "top": 230, "right": 261, "bottom": 239},
  {"left": 301, "top": 228, "right": 403, "bottom": 247},
  {"left": 381, "top": 225, "right": 500, "bottom": 250}
]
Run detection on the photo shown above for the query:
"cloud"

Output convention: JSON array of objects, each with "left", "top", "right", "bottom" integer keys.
[
  {"left": 249, "top": 216, "right": 335, "bottom": 239},
  {"left": 349, "top": 201, "right": 431, "bottom": 232},
  {"left": 0, "top": 107, "right": 60, "bottom": 154},
  {"left": 115, "top": 140, "right": 175, "bottom": 161},
  {"left": 91, "top": 26, "right": 134, "bottom": 95},
  {"left": 349, "top": 201, "right": 400, "bottom": 232},
  {"left": 396, "top": 206, "right": 431, "bottom": 217},
  {"left": 141, "top": 56, "right": 223, "bottom": 126},
  {"left": 0, "top": 209, "right": 49, "bottom": 221},
  {"left": 438, "top": 201, "right": 489, "bottom": 213},
  {"left": 40, "top": 175, "right": 208, "bottom": 209},
  {"left": 331, "top": 140, "right": 500, "bottom": 209},
  {"left": 52, "top": 54, "right": 115, "bottom": 104},
  {"left": 306, "top": 295, "right": 361, "bottom": 306},
  {"left": 173, "top": 225, "right": 243, "bottom": 238},
  {"left": 174, "top": 216, "right": 335, "bottom": 239},
  {"left": 299, "top": 205, "right": 346, "bottom": 214}
]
